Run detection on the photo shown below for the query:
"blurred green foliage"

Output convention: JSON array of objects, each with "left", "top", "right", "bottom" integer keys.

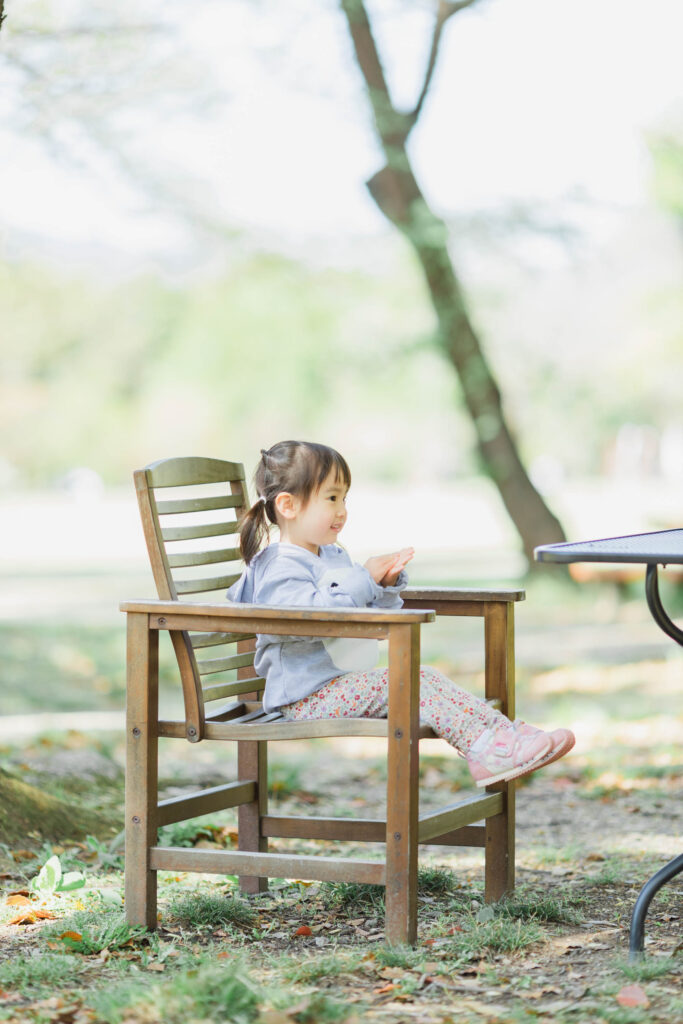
[
  {"left": 0, "top": 253, "right": 472, "bottom": 485},
  {"left": 1, "top": 238, "right": 682, "bottom": 488}
]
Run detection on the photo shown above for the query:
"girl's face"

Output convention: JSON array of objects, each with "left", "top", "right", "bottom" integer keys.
[{"left": 277, "top": 469, "right": 348, "bottom": 554}]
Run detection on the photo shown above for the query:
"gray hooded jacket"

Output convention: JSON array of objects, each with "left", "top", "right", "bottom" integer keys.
[{"left": 226, "top": 542, "right": 406, "bottom": 712}]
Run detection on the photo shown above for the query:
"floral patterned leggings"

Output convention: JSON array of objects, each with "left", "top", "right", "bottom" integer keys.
[{"left": 279, "top": 667, "right": 508, "bottom": 754}]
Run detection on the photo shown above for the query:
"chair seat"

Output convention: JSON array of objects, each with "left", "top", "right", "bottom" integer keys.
[
  {"left": 159, "top": 700, "right": 440, "bottom": 741},
  {"left": 158, "top": 697, "right": 502, "bottom": 741}
]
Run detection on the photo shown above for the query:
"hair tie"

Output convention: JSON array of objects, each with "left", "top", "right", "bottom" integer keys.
[{"left": 257, "top": 495, "right": 267, "bottom": 505}]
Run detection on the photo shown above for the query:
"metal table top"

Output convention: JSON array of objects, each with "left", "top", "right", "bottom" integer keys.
[{"left": 535, "top": 528, "right": 683, "bottom": 566}]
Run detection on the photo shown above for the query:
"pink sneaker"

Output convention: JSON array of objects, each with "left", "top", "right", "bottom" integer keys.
[
  {"left": 467, "top": 725, "right": 552, "bottom": 787},
  {"left": 512, "top": 720, "right": 575, "bottom": 771}
]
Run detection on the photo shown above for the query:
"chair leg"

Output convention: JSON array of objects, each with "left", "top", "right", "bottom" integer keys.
[
  {"left": 238, "top": 739, "right": 268, "bottom": 894},
  {"left": 485, "top": 784, "right": 515, "bottom": 901},
  {"left": 236, "top": 638, "right": 268, "bottom": 894},
  {"left": 484, "top": 602, "right": 516, "bottom": 902},
  {"left": 385, "top": 623, "right": 420, "bottom": 945},
  {"left": 125, "top": 613, "right": 159, "bottom": 929}
]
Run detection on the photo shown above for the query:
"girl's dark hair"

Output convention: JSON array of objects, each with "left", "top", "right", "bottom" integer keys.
[{"left": 239, "top": 440, "right": 351, "bottom": 564}]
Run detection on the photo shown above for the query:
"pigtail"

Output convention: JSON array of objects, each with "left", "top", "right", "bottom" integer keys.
[{"left": 239, "top": 497, "right": 271, "bottom": 564}]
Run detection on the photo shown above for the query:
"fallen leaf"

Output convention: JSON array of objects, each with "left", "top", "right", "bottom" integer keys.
[
  {"left": 10, "top": 850, "right": 37, "bottom": 862},
  {"left": 6, "top": 894, "right": 32, "bottom": 906},
  {"left": 8, "top": 908, "right": 56, "bottom": 925},
  {"left": 294, "top": 925, "right": 312, "bottom": 936},
  {"left": 145, "top": 962, "right": 165, "bottom": 972},
  {"left": 616, "top": 984, "right": 650, "bottom": 1008},
  {"left": 373, "top": 983, "right": 396, "bottom": 994},
  {"left": 60, "top": 931, "right": 84, "bottom": 942}
]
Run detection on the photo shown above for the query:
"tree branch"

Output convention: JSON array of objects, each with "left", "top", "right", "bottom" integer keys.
[
  {"left": 407, "top": 0, "right": 483, "bottom": 133},
  {"left": 339, "top": 0, "right": 409, "bottom": 154}
]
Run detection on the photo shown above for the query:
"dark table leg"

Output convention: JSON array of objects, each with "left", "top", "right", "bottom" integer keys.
[
  {"left": 629, "top": 853, "right": 683, "bottom": 959},
  {"left": 645, "top": 564, "right": 683, "bottom": 645},
  {"left": 628, "top": 565, "right": 683, "bottom": 956}
]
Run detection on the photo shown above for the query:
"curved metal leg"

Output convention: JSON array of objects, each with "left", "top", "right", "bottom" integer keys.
[
  {"left": 645, "top": 564, "right": 683, "bottom": 646},
  {"left": 631, "top": 567, "right": 683, "bottom": 957},
  {"left": 629, "top": 853, "right": 683, "bottom": 959}
]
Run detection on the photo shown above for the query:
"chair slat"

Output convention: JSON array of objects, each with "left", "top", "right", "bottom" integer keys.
[
  {"left": 197, "top": 652, "right": 255, "bottom": 675},
  {"left": 168, "top": 548, "right": 241, "bottom": 569},
  {"left": 202, "top": 678, "right": 265, "bottom": 703},
  {"left": 191, "top": 632, "right": 255, "bottom": 649},
  {"left": 146, "top": 457, "right": 245, "bottom": 488},
  {"left": 156, "top": 494, "right": 243, "bottom": 514},
  {"left": 227, "top": 708, "right": 272, "bottom": 725},
  {"left": 175, "top": 574, "right": 241, "bottom": 595},
  {"left": 162, "top": 522, "right": 240, "bottom": 542}
]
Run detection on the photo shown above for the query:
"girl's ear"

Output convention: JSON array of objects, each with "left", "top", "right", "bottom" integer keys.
[{"left": 274, "top": 491, "right": 299, "bottom": 520}]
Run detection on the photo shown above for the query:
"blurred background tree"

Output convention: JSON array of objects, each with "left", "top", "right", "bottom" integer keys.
[
  {"left": 1, "top": 0, "right": 682, "bottom": 561},
  {"left": 340, "top": 0, "right": 565, "bottom": 561}
]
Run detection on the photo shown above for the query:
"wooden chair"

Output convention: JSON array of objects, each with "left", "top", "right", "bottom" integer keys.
[{"left": 123, "top": 456, "right": 524, "bottom": 945}]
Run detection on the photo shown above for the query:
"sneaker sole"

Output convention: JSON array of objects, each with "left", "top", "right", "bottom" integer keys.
[
  {"left": 475, "top": 730, "right": 575, "bottom": 787},
  {"left": 474, "top": 736, "right": 552, "bottom": 787},
  {"left": 519, "top": 728, "right": 575, "bottom": 774}
]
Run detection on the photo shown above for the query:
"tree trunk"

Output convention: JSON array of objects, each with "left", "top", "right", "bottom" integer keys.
[{"left": 340, "top": 0, "right": 566, "bottom": 565}]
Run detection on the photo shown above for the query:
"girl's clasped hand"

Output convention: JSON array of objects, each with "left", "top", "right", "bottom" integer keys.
[
  {"left": 228, "top": 440, "right": 574, "bottom": 787},
  {"left": 364, "top": 547, "right": 415, "bottom": 587}
]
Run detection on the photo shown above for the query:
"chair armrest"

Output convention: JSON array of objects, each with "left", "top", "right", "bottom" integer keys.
[
  {"left": 401, "top": 586, "right": 524, "bottom": 618},
  {"left": 120, "top": 599, "right": 435, "bottom": 637}
]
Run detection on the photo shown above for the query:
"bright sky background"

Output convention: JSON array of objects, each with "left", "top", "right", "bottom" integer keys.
[{"left": 1, "top": 0, "right": 682, "bottom": 263}]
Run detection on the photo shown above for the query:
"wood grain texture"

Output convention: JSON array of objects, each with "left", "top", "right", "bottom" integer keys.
[
  {"left": 145, "top": 456, "right": 245, "bottom": 488},
  {"left": 156, "top": 717, "right": 439, "bottom": 741},
  {"left": 385, "top": 622, "right": 420, "bottom": 946},
  {"left": 402, "top": 586, "right": 525, "bottom": 603},
  {"left": 149, "top": 846, "right": 386, "bottom": 885},
  {"left": 484, "top": 602, "right": 516, "bottom": 901},
  {"left": 121, "top": 599, "right": 435, "bottom": 625},
  {"left": 124, "top": 613, "right": 159, "bottom": 929}
]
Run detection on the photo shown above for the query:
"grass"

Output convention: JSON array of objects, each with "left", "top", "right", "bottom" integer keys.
[
  {"left": 319, "top": 881, "right": 385, "bottom": 913},
  {"left": 277, "top": 951, "right": 364, "bottom": 983},
  {"left": 42, "top": 910, "right": 149, "bottom": 954},
  {"left": 497, "top": 888, "right": 585, "bottom": 924},
  {"left": 373, "top": 944, "right": 425, "bottom": 969},
  {"left": 167, "top": 891, "right": 255, "bottom": 930},
  {"left": 444, "top": 915, "right": 544, "bottom": 960},
  {"left": 90, "top": 959, "right": 262, "bottom": 1024},
  {"left": 617, "top": 955, "right": 682, "bottom": 981},
  {"left": 416, "top": 865, "right": 459, "bottom": 895},
  {"left": 0, "top": 954, "right": 83, "bottom": 994}
]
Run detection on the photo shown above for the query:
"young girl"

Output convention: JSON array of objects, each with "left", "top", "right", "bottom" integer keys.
[{"left": 227, "top": 440, "right": 574, "bottom": 787}]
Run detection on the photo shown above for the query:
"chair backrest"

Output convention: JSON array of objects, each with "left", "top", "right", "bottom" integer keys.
[{"left": 134, "top": 457, "right": 263, "bottom": 741}]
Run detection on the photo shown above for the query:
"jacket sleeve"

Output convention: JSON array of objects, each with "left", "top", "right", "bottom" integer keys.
[
  {"left": 256, "top": 557, "right": 381, "bottom": 609},
  {"left": 368, "top": 569, "right": 408, "bottom": 609}
]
